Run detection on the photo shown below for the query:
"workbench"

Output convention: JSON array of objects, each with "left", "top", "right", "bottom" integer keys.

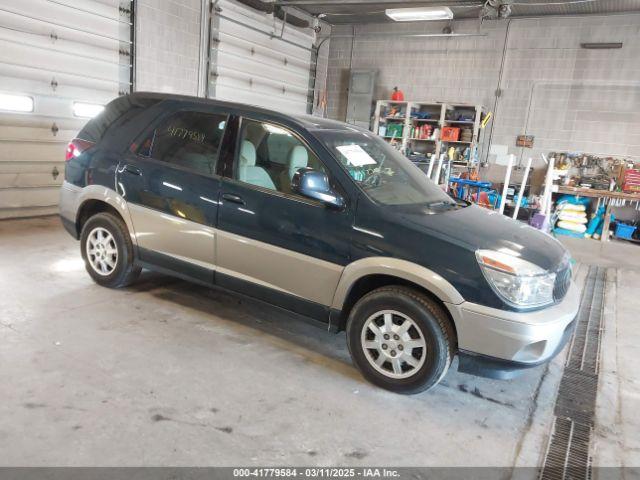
[{"left": 556, "top": 186, "right": 640, "bottom": 243}]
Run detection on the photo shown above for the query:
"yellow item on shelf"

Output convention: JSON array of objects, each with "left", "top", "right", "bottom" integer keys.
[
  {"left": 557, "top": 220, "right": 587, "bottom": 233},
  {"left": 558, "top": 212, "right": 587, "bottom": 223}
]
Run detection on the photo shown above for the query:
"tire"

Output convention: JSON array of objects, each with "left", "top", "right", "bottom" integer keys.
[
  {"left": 346, "top": 286, "right": 455, "bottom": 394},
  {"left": 80, "top": 212, "right": 141, "bottom": 288}
]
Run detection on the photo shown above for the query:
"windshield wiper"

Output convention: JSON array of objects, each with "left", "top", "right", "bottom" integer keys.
[{"left": 425, "top": 200, "right": 456, "bottom": 209}]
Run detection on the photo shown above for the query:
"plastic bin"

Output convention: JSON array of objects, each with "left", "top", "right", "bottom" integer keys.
[
  {"left": 441, "top": 127, "right": 460, "bottom": 142},
  {"left": 615, "top": 223, "right": 637, "bottom": 240}
]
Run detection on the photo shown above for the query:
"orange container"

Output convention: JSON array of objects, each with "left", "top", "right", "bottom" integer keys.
[{"left": 441, "top": 127, "right": 460, "bottom": 142}]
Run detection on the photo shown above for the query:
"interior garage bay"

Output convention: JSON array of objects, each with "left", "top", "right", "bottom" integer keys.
[{"left": 1, "top": 0, "right": 640, "bottom": 477}]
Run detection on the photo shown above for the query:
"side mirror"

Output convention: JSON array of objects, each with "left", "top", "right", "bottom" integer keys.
[{"left": 292, "top": 168, "right": 345, "bottom": 209}]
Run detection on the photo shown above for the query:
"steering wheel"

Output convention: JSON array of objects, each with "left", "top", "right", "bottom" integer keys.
[{"left": 362, "top": 170, "right": 381, "bottom": 188}]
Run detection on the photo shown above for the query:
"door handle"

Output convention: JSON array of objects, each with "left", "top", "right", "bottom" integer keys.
[
  {"left": 123, "top": 164, "right": 142, "bottom": 176},
  {"left": 222, "top": 193, "right": 245, "bottom": 205}
]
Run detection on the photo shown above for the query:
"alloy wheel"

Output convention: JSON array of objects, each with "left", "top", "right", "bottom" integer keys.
[
  {"left": 360, "top": 310, "right": 427, "bottom": 379},
  {"left": 86, "top": 227, "right": 118, "bottom": 276}
]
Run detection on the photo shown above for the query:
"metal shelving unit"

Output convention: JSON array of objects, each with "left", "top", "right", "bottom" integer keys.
[
  {"left": 440, "top": 103, "right": 485, "bottom": 166},
  {"left": 372, "top": 100, "right": 486, "bottom": 170}
]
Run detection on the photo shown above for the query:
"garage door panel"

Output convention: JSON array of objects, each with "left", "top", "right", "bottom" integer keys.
[
  {"left": 216, "top": 42, "right": 309, "bottom": 83},
  {"left": 0, "top": 125, "right": 77, "bottom": 143},
  {"left": 0, "top": 10, "right": 124, "bottom": 52},
  {"left": 217, "top": 19, "right": 310, "bottom": 63},
  {"left": 219, "top": 0, "right": 312, "bottom": 47},
  {"left": 0, "top": 66, "right": 120, "bottom": 96},
  {"left": 0, "top": 161, "right": 63, "bottom": 174},
  {"left": 0, "top": 172, "right": 63, "bottom": 189},
  {"left": 215, "top": 53, "right": 309, "bottom": 92},
  {"left": 0, "top": 187, "right": 60, "bottom": 210},
  {"left": 0, "top": 0, "right": 126, "bottom": 44},
  {"left": 215, "top": 66, "right": 308, "bottom": 98},
  {"left": 0, "top": 28, "right": 122, "bottom": 66},
  {"left": 0, "top": 0, "right": 130, "bottom": 217},
  {"left": 216, "top": 84, "right": 308, "bottom": 112},
  {"left": 0, "top": 40, "right": 122, "bottom": 84},
  {"left": 49, "top": 0, "right": 124, "bottom": 21},
  {"left": 211, "top": 0, "right": 313, "bottom": 114},
  {"left": 0, "top": 113, "right": 86, "bottom": 133},
  {"left": 0, "top": 74, "right": 117, "bottom": 104},
  {"left": 0, "top": 141, "right": 66, "bottom": 163}
]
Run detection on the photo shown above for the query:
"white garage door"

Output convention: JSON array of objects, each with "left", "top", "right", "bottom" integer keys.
[
  {"left": 0, "top": 0, "right": 133, "bottom": 219},
  {"left": 210, "top": 0, "right": 313, "bottom": 114}
]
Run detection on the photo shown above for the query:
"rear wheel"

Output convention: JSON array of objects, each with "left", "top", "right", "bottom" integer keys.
[
  {"left": 80, "top": 212, "right": 141, "bottom": 288},
  {"left": 346, "top": 286, "right": 455, "bottom": 394}
]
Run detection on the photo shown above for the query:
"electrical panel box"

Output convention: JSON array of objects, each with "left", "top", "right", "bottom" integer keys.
[{"left": 346, "top": 70, "right": 377, "bottom": 129}]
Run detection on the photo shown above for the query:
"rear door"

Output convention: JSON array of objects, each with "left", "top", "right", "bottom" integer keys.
[
  {"left": 215, "top": 117, "right": 353, "bottom": 321},
  {"left": 117, "top": 105, "right": 229, "bottom": 283}
]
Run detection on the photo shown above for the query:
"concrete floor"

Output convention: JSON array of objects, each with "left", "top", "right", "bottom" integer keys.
[{"left": 0, "top": 216, "right": 637, "bottom": 468}]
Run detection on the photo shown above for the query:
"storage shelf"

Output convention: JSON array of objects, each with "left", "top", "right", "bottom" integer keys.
[{"left": 373, "top": 100, "right": 486, "bottom": 167}]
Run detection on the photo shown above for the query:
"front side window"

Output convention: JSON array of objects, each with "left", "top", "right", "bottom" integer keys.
[
  {"left": 137, "top": 111, "right": 228, "bottom": 175},
  {"left": 316, "top": 129, "right": 459, "bottom": 207},
  {"left": 234, "top": 119, "right": 327, "bottom": 193}
]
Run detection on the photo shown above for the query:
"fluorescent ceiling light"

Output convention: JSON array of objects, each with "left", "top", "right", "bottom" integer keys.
[
  {"left": 385, "top": 6, "right": 453, "bottom": 21},
  {"left": 581, "top": 42, "right": 623, "bottom": 49},
  {"left": 73, "top": 102, "right": 104, "bottom": 118},
  {"left": 0, "top": 93, "right": 34, "bottom": 112}
]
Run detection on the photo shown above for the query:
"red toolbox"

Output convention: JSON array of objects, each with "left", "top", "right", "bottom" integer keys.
[
  {"left": 441, "top": 127, "right": 460, "bottom": 142},
  {"left": 623, "top": 169, "right": 640, "bottom": 193}
]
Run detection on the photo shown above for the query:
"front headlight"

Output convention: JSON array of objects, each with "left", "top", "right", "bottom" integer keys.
[{"left": 476, "top": 249, "right": 556, "bottom": 309}]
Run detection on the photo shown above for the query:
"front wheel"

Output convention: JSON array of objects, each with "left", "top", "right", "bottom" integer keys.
[
  {"left": 80, "top": 212, "right": 141, "bottom": 288},
  {"left": 346, "top": 286, "right": 455, "bottom": 394}
]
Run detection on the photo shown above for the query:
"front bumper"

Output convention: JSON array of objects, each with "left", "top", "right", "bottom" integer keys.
[{"left": 445, "top": 280, "right": 580, "bottom": 379}]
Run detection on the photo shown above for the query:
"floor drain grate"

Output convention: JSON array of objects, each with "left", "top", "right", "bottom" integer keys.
[{"left": 540, "top": 265, "right": 606, "bottom": 480}]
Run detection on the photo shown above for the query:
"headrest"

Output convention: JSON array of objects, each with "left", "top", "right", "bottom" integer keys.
[
  {"left": 288, "top": 145, "right": 308, "bottom": 178},
  {"left": 240, "top": 141, "right": 256, "bottom": 167}
]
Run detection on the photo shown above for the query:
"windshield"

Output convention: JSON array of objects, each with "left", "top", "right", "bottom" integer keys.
[{"left": 316, "top": 129, "right": 457, "bottom": 207}]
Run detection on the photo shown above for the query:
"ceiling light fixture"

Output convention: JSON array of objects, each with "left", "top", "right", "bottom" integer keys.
[{"left": 385, "top": 6, "right": 453, "bottom": 22}]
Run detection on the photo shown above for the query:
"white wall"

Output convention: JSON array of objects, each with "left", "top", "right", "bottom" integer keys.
[
  {"left": 135, "top": 0, "right": 204, "bottom": 95},
  {"left": 324, "top": 14, "right": 640, "bottom": 171}
]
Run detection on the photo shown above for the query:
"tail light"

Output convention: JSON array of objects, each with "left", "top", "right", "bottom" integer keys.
[{"left": 65, "top": 138, "right": 95, "bottom": 161}]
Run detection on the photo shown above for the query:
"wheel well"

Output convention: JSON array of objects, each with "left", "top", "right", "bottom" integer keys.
[
  {"left": 336, "top": 274, "right": 458, "bottom": 340},
  {"left": 76, "top": 200, "right": 123, "bottom": 236}
]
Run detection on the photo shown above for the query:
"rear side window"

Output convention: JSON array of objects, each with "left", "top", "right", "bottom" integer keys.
[
  {"left": 137, "top": 111, "right": 228, "bottom": 175},
  {"left": 78, "top": 96, "right": 159, "bottom": 143}
]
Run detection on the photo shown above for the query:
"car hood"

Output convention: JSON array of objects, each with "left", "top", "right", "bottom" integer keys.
[{"left": 393, "top": 203, "right": 568, "bottom": 272}]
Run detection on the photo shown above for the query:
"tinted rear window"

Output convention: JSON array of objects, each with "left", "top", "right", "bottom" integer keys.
[{"left": 78, "top": 96, "right": 159, "bottom": 143}]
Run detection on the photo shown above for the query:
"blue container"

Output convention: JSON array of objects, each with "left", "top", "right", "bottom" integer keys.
[{"left": 615, "top": 223, "right": 637, "bottom": 240}]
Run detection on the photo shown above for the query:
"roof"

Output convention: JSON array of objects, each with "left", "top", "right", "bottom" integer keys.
[{"left": 128, "top": 92, "right": 358, "bottom": 132}]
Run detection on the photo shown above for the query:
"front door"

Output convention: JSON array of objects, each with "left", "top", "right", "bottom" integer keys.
[
  {"left": 117, "top": 107, "right": 229, "bottom": 283},
  {"left": 215, "top": 118, "right": 353, "bottom": 321}
]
